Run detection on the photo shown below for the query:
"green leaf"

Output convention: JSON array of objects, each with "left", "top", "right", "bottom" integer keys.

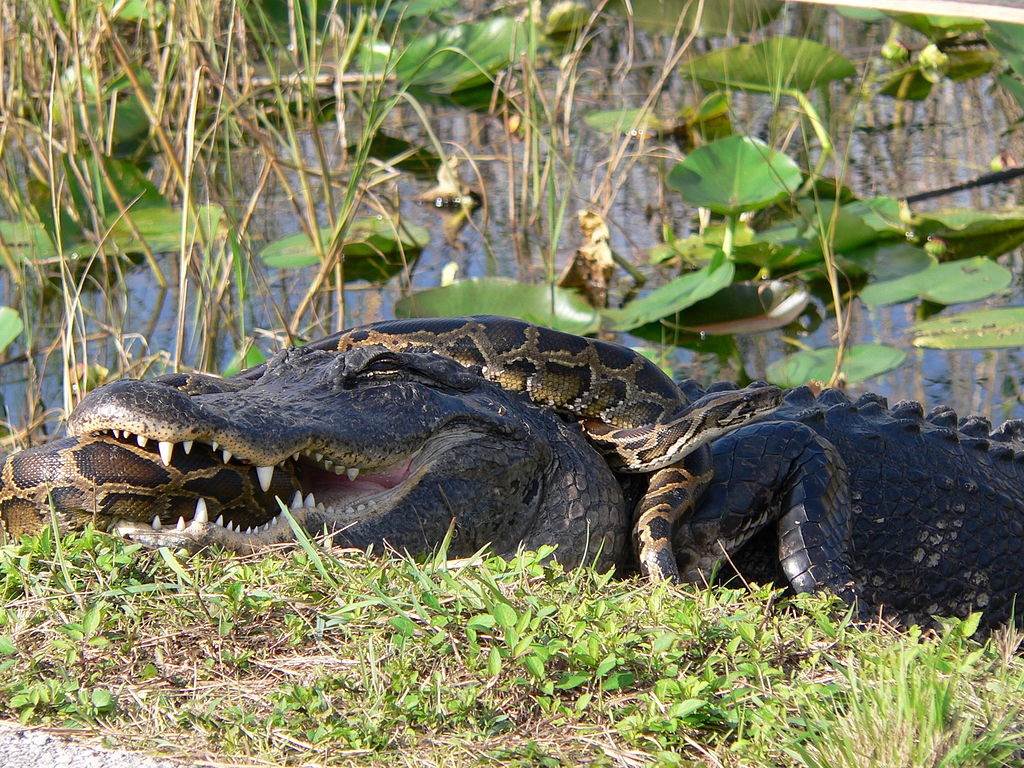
[
  {"left": 582, "top": 108, "right": 673, "bottom": 137},
  {"left": 912, "top": 308, "right": 1024, "bottom": 349},
  {"left": 491, "top": 602, "right": 517, "bottom": 629},
  {"left": 767, "top": 344, "right": 906, "bottom": 387},
  {"left": 889, "top": 13, "right": 987, "bottom": 39},
  {"left": 601, "top": 253, "right": 734, "bottom": 332},
  {"left": 843, "top": 242, "right": 933, "bottom": 282},
  {"left": 260, "top": 218, "right": 427, "bottom": 282},
  {"left": 0, "top": 221, "right": 59, "bottom": 262},
  {"left": 909, "top": 208, "right": 1024, "bottom": 259},
  {"left": 606, "top": 0, "right": 780, "bottom": 36},
  {"left": 988, "top": 22, "right": 1024, "bottom": 80},
  {"left": 684, "top": 37, "right": 855, "bottom": 93},
  {"left": 395, "top": 18, "right": 522, "bottom": 95},
  {"left": 666, "top": 280, "right": 810, "bottom": 335},
  {"left": 223, "top": 345, "right": 267, "bottom": 377},
  {"left": 90, "top": 687, "right": 116, "bottom": 713},
  {"left": 0, "top": 307, "right": 24, "bottom": 352},
  {"left": 861, "top": 257, "right": 1011, "bottom": 308},
  {"left": 523, "top": 654, "right": 545, "bottom": 679},
  {"left": 668, "top": 136, "right": 801, "bottom": 216},
  {"left": 389, "top": 616, "right": 417, "bottom": 637},
  {"left": 395, "top": 278, "right": 600, "bottom": 335},
  {"left": 601, "top": 671, "right": 635, "bottom": 691}
]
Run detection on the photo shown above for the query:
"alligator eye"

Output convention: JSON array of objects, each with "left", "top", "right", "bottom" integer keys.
[{"left": 358, "top": 354, "right": 406, "bottom": 379}]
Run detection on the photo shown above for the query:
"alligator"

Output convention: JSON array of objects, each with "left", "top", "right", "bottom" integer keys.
[{"left": 0, "top": 316, "right": 1021, "bottom": 630}]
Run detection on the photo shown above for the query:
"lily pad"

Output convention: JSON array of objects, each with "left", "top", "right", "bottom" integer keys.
[
  {"left": 582, "top": 108, "right": 675, "bottom": 138},
  {"left": 664, "top": 280, "right": 811, "bottom": 335},
  {"left": 843, "top": 241, "right": 933, "bottom": 282},
  {"left": 912, "top": 308, "right": 1024, "bottom": 349},
  {"left": 395, "top": 17, "right": 522, "bottom": 95},
  {"left": 767, "top": 344, "right": 906, "bottom": 387},
  {"left": 606, "top": 0, "right": 780, "bottom": 36},
  {"left": 106, "top": 204, "right": 225, "bottom": 255},
  {"left": 859, "top": 257, "right": 1012, "bottom": 308},
  {"left": 0, "top": 221, "right": 60, "bottom": 262},
  {"left": 395, "top": 278, "right": 600, "bottom": 335},
  {"left": 600, "top": 253, "right": 735, "bottom": 332},
  {"left": 261, "top": 218, "right": 427, "bottom": 282},
  {"left": 908, "top": 209, "right": 1024, "bottom": 260},
  {"left": 684, "top": 37, "right": 855, "bottom": 93},
  {"left": 668, "top": 136, "right": 802, "bottom": 216}
]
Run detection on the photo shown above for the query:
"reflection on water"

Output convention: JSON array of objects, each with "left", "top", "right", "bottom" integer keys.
[{"left": 2, "top": 11, "right": 1024, "bottom": 436}]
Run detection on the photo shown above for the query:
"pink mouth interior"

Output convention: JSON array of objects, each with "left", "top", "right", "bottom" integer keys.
[{"left": 300, "top": 456, "right": 416, "bottom": 500}]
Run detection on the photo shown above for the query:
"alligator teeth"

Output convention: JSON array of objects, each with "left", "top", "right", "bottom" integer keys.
[
  {"left": 176, "top": 516, "right": 186, "bottom": 531},
  {"left": 222, "top": 449, "right": 233, "bottom": 463},
  {"left": 182, "top": 440, "right": 193, "bottom": 455},
  {"left": 137, "top": 434, "right": 148, "bottom": 448},
  {"left": 151, "top": 516, "right": 162, "bottom": 530},
  {"left": 256, "top": 465, "right": 274, "bottom": 492},
  {"left": 158, "top": 441, "right": 174, "bottom": 466},
  {"left": 194, "top": 498, "right": 209, "bottom": 524},
  {"left": 112, "top": 429, "right": 122, "bottom": 439},
  {"left": 290, "top": 491, "right": 304, "bottom": 510},
  {"left": 211, "top": 440, "right": 219, "bottom": 453},
  {"left": 270, "top": 514, "right": 281, "bottom": 527},
  {"left": 346, "top": 467, "right": 360, "bottom": 481},
  {"left": 215, "top": 515, "right": 224, "bottom": 527},
  {"left": 304, "top": 492, "right": 317, "bottom": 509},
  {"left": 333, "top": 465, "right": 346, "bottom": 475},
  {"left": 225, "top": 521, "right": 235, "bottom": 533}
]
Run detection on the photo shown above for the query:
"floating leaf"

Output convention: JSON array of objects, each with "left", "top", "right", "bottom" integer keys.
[
  {"left": 908, "top": 208, "right": 1024, "bottom": 259},
  {"left": 912, "top": 308, "right": 1024, "bottom": 349},
  {"left": 768, "top": 344, "right": 906, "bottom": 387},
  {"left": 601, "top": 252, "right": 734, "bottom": 332},
  {"left": 582, "top": 108, "right": 673, "bottom": 138},
  {"left": 889, "top": 13, "right": 987, "bottom": 39},
  {"left": 843, "top": 242, "right": 933, "bottom": 282},
  {"left": 0, "top": 221, "right": 60, "bottom": 262},
  {"left": 860, "top": 257, "right": 1011, "bottom": 308},
  {"left": 669, "top": 136, "right": 802, "bottom": 217},
  {"left": 395, "top": 278, "right": 600, "bottom": 335},
  {"left": 666, "top": 280, "right": 810, "bottom": 335},
  {"left": 105, "top": 204, "right": 226, "bottom": 255},
  {"left": 684, "top": 37, "right": 855, "bottom": 93},
  {"left": 0, "top": 306, "right": 23, "bottom": 352},
  {"left": 260, "top": 218, "right": 427, "bottom": 282},
  {"left": 395, "top": 18, "right": 522, "bottom": 95},
  {"left": 606, "top": 0, "right": 780, "bottom": 36}
]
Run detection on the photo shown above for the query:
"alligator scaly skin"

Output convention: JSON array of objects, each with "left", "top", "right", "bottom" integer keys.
[{"left": 674, "top": 382, "right": 1024, "bottom": 629}]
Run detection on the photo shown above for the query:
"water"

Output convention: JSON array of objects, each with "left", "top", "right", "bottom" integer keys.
[{"left": 3, "top": 10, "right": 1024, "bottom": 438}]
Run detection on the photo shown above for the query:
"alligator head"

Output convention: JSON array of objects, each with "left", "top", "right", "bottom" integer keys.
[{"left": 0, "top": 344, "right": 628, "bottom": 567}]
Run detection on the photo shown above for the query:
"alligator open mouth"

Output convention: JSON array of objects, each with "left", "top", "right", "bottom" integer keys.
[{"left": 65, "top": 427, "right": 428, "bottom": 551}]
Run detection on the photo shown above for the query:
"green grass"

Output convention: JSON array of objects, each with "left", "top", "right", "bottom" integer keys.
[{"left": 1, "top": 529, "right": 1021, "bottom": 766}]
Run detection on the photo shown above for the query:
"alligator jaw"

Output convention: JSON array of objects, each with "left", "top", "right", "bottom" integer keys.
[{"left": 95, "top": 432, "right": 448, "bottom": 552}]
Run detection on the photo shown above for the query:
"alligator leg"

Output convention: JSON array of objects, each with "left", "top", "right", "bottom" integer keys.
[{"left": 673, "top": 420, "right": 860, "bottom": 607}]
